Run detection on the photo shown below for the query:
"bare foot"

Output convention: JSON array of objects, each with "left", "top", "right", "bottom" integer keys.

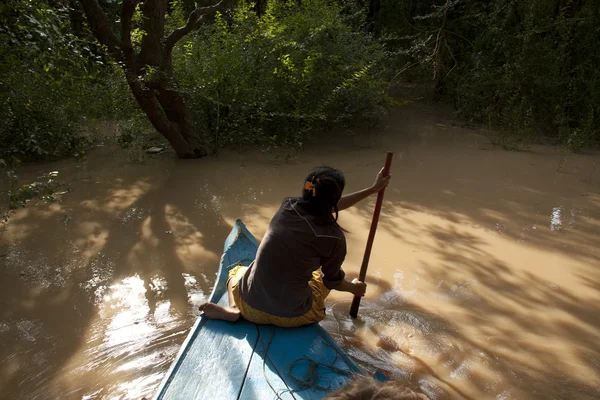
[{"left": 199, "top": 302, "right": 240, "bottom": 322}]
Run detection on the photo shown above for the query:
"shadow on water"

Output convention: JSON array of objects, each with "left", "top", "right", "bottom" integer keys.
[
  {"left": 339, "top": 160, "right": 600, "bottom": 399},
  {"left": 0, "top": 143, "right": 338, "bottom": 398},
  {"left": 311, "top": 103, "right": 600, "bottom": 398},
  {"left": 0, "top": 150, "right": 269, "bottom": 398},
  {"left": 1, "top": 102, "right": 599, "bottom": 399}
]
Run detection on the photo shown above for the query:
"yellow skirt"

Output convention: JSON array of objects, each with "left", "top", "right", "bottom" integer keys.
[{"left": 227, "top": 265, "right": 330, "bottom": 328}]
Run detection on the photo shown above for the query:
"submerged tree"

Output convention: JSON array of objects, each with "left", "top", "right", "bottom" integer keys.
[{"left": 78, "top": 0, "right": 234, "bottom": 158}]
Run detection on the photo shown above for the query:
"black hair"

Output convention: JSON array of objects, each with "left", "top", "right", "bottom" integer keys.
[{"left": 299, "top": 166, "right": 346, "bottom": 229}]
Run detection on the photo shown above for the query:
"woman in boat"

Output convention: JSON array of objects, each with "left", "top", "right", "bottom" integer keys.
[{"left": 199, "top": 166, "right": 391, "bottom": 327}]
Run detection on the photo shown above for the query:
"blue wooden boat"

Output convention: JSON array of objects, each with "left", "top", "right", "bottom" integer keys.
[{"left": 155, "top": 219, "right": 365, "bottom": 399}]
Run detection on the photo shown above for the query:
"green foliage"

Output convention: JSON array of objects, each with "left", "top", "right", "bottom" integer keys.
[
  {"left": 0, "top": 0, "right": 136, "bottom": 163},
  {"left": 175, "top": 0, "right": 391, "bottom": 150},
  {"left": 4, "top": 0, "right": 596, "bottom": 165},
  {"left": 8, "top": 171, "right": 63, "bottom": 209},
  {"left": 1, "top": 0, "right": 392, "bottom": 161},
  {"left": 449, "top": 0, "right": 599, "bottom": 149},
  {"left": 1, "top": 166, "right": 64, "bottom": 222},
  {"left": 375, "top": 0, "right": 600, "bottom": 149}
]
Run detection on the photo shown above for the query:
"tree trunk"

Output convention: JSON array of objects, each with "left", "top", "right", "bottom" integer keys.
[
  {"left": 126, "top": 76, "right": 207, "bottom": 157},
  {"left": 254, "top": 0, "right": 267, "bottom": 16},
  {"left": 78, "top": 0, "right": 234, "bottom": 158},
  {"left": 367, "top": 0, "right": 381, "bottom": 32}
]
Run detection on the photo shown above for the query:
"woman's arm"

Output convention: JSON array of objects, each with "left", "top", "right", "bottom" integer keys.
[
  {"left": 337, "top": 187, "right": 377, "bottom": 211},
  {"left": 337, "top": 168, "right": 392, "bottom": 211}
]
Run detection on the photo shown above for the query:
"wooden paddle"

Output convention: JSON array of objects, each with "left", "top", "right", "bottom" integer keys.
[{"left": 349, "top": 152, "right": 394, "bottom": 319}]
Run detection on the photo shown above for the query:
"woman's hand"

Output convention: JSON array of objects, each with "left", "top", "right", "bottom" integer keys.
[
  {"left": 351, "top": 278, "right": 367, "bottom": 297},
  {"left": 332, "top": 278, "right": 367, "bottom": 296},
  {"left": 371, "top": 167, "right": 392, "bottom": 193}
]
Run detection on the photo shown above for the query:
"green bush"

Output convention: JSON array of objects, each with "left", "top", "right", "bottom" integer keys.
[
  {"left": 175, "top": 0, "right": 392, "bottom": 150},
  {"left": 373, "top": 0, "right": 600, "bottom": 149},
  {"left": 0, "top": 1, "right": 136, "bottom": 163},
  {"left": 448, "top": 0, "right": 599, "bottom": 148}
]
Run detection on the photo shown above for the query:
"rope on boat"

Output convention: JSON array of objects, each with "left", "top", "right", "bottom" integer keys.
[
  {"left": 287, "top": 355, "right": 353, "bottom": 392},
  {"left": 259, "top": 326, "right": 354, "bottom": 400}
]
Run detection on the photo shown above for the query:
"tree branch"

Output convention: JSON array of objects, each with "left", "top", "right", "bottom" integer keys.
[
  {"left": 127, "top": 78, "right": 179, "bottom": 136},
  {"left": 78, "top": 0, "right": 122, "bottom": 61},
  {"left": 120, "top": 0, "right": 141, "bottom": 70},
  {"left": 164, "top": 0, "right": 235, "bottom": 55},
  {"left": 431, "top": 0, "right": 450, "bottom": 81},
  {"left": 139, "top": 0, "right": 169, "bottom": 67}
]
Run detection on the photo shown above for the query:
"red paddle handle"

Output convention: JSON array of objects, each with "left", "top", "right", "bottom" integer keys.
[{"left": 349, "top": 152, "right": 394, "bottom": 319}]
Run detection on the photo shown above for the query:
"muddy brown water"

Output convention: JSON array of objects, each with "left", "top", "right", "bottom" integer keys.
[{"left": 1, "top": 103, "right": 599, "bottom": 399}]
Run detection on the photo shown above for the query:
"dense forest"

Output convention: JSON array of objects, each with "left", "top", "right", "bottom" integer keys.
[{"left": 1, "top": 0, "right": 599, "bottom": 165}]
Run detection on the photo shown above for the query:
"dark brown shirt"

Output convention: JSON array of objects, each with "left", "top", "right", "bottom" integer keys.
[{"left": 238, "top": 197, "right": 346, "bottom": 317}]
